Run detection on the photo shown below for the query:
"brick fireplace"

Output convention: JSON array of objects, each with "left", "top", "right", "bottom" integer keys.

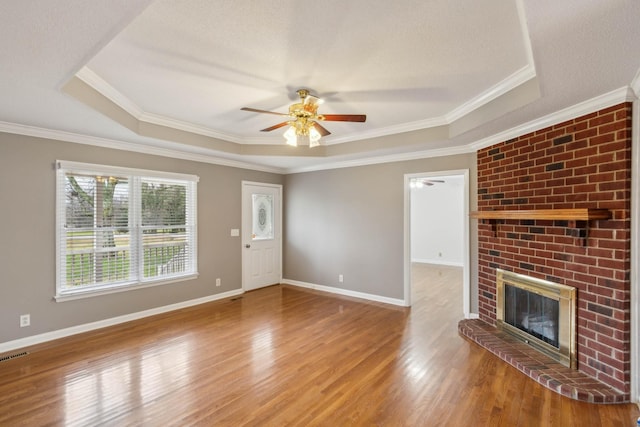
[{"left": 474, "top": 102, "right": 632, "bottom": 396}]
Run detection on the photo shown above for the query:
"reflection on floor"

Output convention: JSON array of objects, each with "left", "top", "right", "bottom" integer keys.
[
  {"left": 412, "top": 262, "right": 463, "bottom": 318},
  {"left": 0, "top": 263, "right": 638, "bottom": 425}
]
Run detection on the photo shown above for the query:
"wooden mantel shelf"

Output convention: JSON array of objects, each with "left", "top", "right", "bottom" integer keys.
[
  {"left": 470, "top": 208, "right": 611, "bottom": 221},
  {"left": 470, "top": 208, "right": 611, "bottom": 245}
]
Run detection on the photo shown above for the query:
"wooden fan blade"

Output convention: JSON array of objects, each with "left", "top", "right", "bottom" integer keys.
[
  {"left": 241, "top": 107, "right": 288, "bottom": 116},
  {"left": 260, "top": 122, "right": 290, "bottom": 132},
  {"left": 322, "top": 114, "right": 366, "bottom": 122},
  {"left": 312, "top": 122, "right": 331, "bottom": 136}
]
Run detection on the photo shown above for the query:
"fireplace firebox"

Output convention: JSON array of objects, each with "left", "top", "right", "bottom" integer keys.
[{"left": 496, "top": 269, "right": 577, "bottom": 369}]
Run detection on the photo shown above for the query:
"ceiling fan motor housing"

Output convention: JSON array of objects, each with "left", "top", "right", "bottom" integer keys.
[{"left": 241, "top": 88, "right": 365, "bottom": 141}]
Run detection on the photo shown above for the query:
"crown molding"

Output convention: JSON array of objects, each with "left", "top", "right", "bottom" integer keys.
[
  {"left": 0, "top": 121, "right": 284, "bottom": 174},
  {"left": 287, "top": 85, "right": 637, "bottom": 174},
  {"left": 326, "top": 64, "right": 537, "bottom": 145},
  {"left": 3, "top": 83, "right": 636, "bottom": 176},
  {"left": 470, "top": 86, "right": 637, "bottom": 152},
  {"left": 285, "top": 145, "right": 474, "bottom": 174},
  {"left": 325, "top": 116, "right": 449, "bottom": 145},
  {"left": 77, "top": 67, "right": 260, "bottom": 145},
  {"left": 445, "top": 64, "right": 537, "bottom": 124},
  {"left": 76, "top": 67, "right": 144, "bottom": 119},
  {"left": 516, "top": 0, "right": 536, "bottom": 72},
  {"left": 139, "top": 111, "right": 245, "bottom": 144},
  {"left": 76, "top": 63, "right": 537, "bottom": 146},
  {"left": 631, "top": 68, "right": 640, "bottom": 99}
]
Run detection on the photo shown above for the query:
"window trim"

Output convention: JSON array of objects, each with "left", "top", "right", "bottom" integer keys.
[{"left": 55, "top": 160, "right": 199, "bottom": 301}]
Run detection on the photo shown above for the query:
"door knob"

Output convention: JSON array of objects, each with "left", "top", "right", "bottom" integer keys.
[{"left": 245, "top": 244, "right": 251, "bottom": 248}]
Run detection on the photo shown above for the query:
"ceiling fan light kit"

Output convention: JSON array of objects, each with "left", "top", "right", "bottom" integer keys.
[
  {"left": 241, "top": 89, "right": 366, "bottom": 147},
  {"left": 409, "top": 178, "right": 446, "bottom": 188}
]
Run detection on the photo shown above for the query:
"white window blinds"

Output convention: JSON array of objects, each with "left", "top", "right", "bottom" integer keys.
[{"left": 56, "top": 161, "right": 198, "bottom": 299}]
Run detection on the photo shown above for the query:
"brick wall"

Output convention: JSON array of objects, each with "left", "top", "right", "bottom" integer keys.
[{"left": 476, "top": 102, "right": 632, "bottom": 393}]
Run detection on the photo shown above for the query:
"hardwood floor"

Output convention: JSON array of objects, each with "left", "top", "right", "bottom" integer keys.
[{"left": 0, "top": 264, "right": 638, "bottom": 426}]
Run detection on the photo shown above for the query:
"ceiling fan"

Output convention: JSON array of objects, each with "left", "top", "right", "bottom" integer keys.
[
  {"left": 241, "top": 89, "right": 366, "bottom": 147},
  {"left": 410, "top": 179, "right": 445, "bottom": 188}
]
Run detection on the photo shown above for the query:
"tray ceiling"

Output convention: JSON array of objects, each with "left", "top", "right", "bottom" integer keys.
[{"left": 1, "top": 0, "right": 640, "bottom": 172}]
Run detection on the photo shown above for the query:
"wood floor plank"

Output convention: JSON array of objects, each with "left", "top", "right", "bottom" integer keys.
[{"left": 0, "top": 264, "right": 638, "bottom": 426}]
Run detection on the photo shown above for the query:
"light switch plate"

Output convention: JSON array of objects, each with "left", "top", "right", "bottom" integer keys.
[{"left": 230, "top": 229, "right": 240, "bottom": 237}]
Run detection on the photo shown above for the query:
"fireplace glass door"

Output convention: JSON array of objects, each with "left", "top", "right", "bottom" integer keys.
[{"left": 503, "top": 284, "right": 560, "bottom": 348}]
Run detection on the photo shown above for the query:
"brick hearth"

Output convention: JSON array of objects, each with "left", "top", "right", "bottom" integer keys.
[{"left": 459, "top": 319, "right": 628, "bottom": 403}]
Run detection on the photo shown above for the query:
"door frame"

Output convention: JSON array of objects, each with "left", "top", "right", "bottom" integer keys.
[
  {"left": 241, "top": 181, "right": 283, "bottom": 291},
  {"left": 630, "top": 99, "right": 639, "bottom": 403},
  {"left": 403, "top": 169, "right": 470, "bottom": 318}
]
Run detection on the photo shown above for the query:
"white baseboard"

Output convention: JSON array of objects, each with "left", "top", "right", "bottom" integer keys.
[
  {"left": 467, "top": 313, "right": 480, "bottom": 320},
  {"left": 412, "top": 258, "right": 464, "bottom": 267},
  {"left": 0, "top": 289, "right": 244, "bottom": 354},
  {"left": 282, "top": 278, "right": 407, "bottom": 307}
]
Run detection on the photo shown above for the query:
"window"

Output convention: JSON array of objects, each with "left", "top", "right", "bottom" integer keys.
[{"left": 56, "top": 161, "right": 198, "bottom": 300}]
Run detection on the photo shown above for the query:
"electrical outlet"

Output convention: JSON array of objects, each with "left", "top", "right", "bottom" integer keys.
[
  {"left": 338, "top": 274, "right": 344, "bottom": 283},
  {"left": 20, "top": 314, "right": 30, "bottom": 328},
  {"left": 216, "top": 278, "right": 221, "bottom": 287}
]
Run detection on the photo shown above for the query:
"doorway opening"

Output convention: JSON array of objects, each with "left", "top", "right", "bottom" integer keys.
[{"left": 404, "top": 170, "right": 470, "bottom": 317}]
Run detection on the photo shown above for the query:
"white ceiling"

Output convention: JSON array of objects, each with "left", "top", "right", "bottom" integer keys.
[{"left": 2, "top": 1, "right": 640, "bottom": 173}]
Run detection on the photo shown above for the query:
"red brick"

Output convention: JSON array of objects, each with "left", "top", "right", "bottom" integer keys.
[
  {"left": 598, "top": 139, "right": 630, "bottom": 153},
  {"left": 575, "top": 128, "right": 598, "bottom": 141},
  {"left": 600, "top": 161, "right": 630, "bottom": 172},
  {"left": 588, "top": 113, "right": 616, "bottom": 127},
  {"left": 577, "top": 146, "right": 601, "bottom": 160},
  {"left": 591, "top": 133, "right": 616, "bottom": 145},
  {"left": 574, "top": 165, "right": 598, "bottom": 175}
]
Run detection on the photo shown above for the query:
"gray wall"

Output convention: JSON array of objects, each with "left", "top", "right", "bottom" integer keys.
[
  {"left": 283, "top": 153, "right": 478, "bottom": 304},
  {"left": 0, "top": 132, "right": 282, "bottom": 343},
  {"left": 0, "top": 131, "right": 479, "bottom": 345}
]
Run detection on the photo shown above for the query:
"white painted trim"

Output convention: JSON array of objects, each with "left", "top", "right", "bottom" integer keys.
[
  {"left": 404, "top": 173, "right": 412, "bottom": 307},
  {"left": 0, "top": 121, "right": 284, "bottom": 174},
  {"left": 631, "top": 68, "right": 640, "bottom": 99},
  {"left": 281, "top": 279, "right": 406, "bottom": 307},
  {"left": 323, "top": 63, "right": 535, "bottom": 144},
  {"left": 0, "top": 85, "right": 633, "bottom": 176},
  {"left": 468, "top": 313, "right": 480, "bottom": 320},
  {"left": 462, "top": 169, "right": 471, "bottom": 319},
  {"left": 54, "top": 274, "right": 200, "bottom": 302},
  {"left": 404, "top": 169, "right": 471, "bottom": 317},
  {"left": 327, "top": 117, "right": 450, "bottom": 145},
  {"left": 515, "top": 0, "right": 536, "bottom": 74},
  {"left": 287, "top": 145, "right": 474, "bottom": 174},
  {"left": 77, "top": 68, "right": 294, "bottom": 146},
  {"left": 0, "top": 289, "right": 244, "bottom": 354},
  {"left": 411, "top": 259, "right": 464, "bottom": 267},
  {"left": 286, "top": 87, "right": 633, "bottom": 173},
  {"left": 76, "top": 67, "right": 144, "bottom": 119},
  {"left": 470, "top": 86, "right": 635, "bottom": 152},
  {"left": 445, "top": 65, "right": 537, "bottom": 124},
  {"left": 57, "top": 159, "right": 200, "bottom": 182},
  {"left": 631, "top": 99, "right": 640, "bottom": 403},
  {"left": 77, "top": 63, "right": 536, "bottom": 147},
  {"left": 140, "top": 111, "right": 245, "bottom": 144}
]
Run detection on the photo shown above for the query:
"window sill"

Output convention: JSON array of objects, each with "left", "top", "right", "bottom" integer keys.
[{"left": 54, "top": 273, "right": 199, "bottom": 302}]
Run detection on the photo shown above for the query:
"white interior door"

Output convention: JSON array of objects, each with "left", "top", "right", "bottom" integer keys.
[{"left": 242, "top": 182, "right": 282, "bottom": 291}]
